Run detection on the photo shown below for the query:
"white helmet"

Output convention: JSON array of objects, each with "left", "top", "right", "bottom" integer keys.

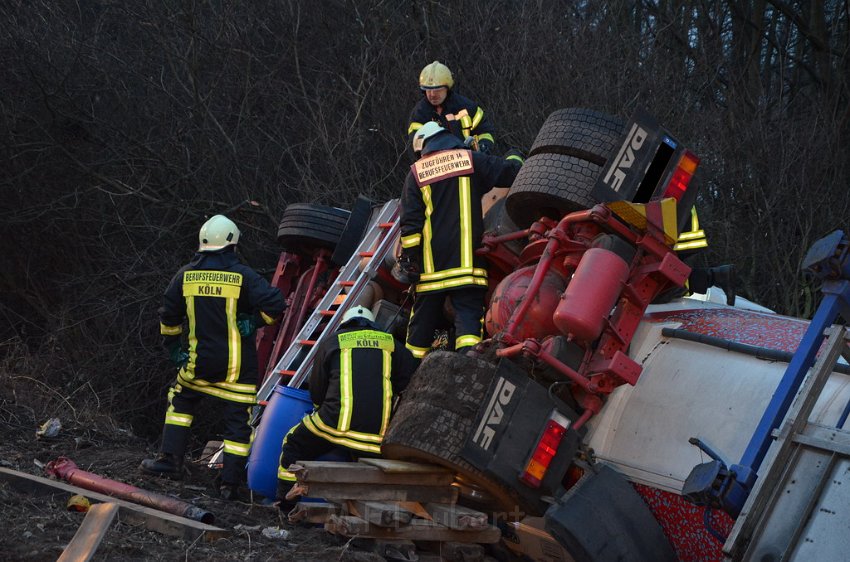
[
  {"left": 198, "top": 215, "right": 240, "bottom": 252},
  {"left": 341, "top": 305, "right": 375, "bottom": 325},
  {"left": 413, "top": 121, "right": 446, "bottom": 152}
]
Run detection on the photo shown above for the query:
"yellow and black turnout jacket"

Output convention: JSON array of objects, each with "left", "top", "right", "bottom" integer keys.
[
  {"left": 408, "top": 91, "right": 496, "bottom": 153},
  {"left": 400, "top": 136, "right": 521, "bottom": 294},
  {"left": 159, "top": 248, "right": 284, "bottom": 403},
  {"left": 302, "top": 323, "right": 414, "bottom": 454}
]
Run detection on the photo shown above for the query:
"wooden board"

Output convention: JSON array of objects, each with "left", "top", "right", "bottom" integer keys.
[
  {"left": 291, "top": 460, "right": 453, "bottom": 486},
  {"left": 287, "top": 501, "right": 343, "bottom": 524},
  {"left": 302, "top": 482, "right": 458, "bottom": 504},
  {"left": 325, "top": 515, "right": 501, "bottom": 543},
  {"left": 0, "top": 468, "right": 228, "bottom": 542},
  {"left": 349, "top": 500, "right": 414, "bottom": 527},
  {"left": 425, "top": 502, "right": 489, "bottom": 530},
  {"left": 57, "top": 502, "right": 118, "bottom": 562},
  {"left": 359, "top": 458, "right": 452, "bottom": 475}
]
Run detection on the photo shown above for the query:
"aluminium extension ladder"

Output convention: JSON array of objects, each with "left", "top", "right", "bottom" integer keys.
[
  {"left": 251, "top": 198, "right": 401, "bottom": 424},
  {"left": 724, "top": 325, "right": 850, "bottom": 560}
]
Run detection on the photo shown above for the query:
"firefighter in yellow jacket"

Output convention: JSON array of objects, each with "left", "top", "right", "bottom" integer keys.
[
  {"left": 141, "top": 215, "right": 285, "bottom": 500},
  {"left": 276, "top": 305, "right": 415, "bottom": 507},
  {"left": 398, "top": 122, "right": 521, "bottom": 358}
]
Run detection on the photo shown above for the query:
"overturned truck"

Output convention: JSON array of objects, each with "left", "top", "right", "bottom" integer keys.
[{"left": 248, "top": 108, "right": 850, "bottom": 562}]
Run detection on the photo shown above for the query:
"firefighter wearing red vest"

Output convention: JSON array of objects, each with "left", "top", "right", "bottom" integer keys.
[
  {"left": 408, "top": 61, "right": 496, "bottom": 155},
  {"left": 397, "top": 122, "right": 521, "bottom": 359},
  {"left": 141, "top": 215, "right": 285, "bottom": 501},
  {"left": 276, "top": 305, "right": 415, "bottom": 507}
]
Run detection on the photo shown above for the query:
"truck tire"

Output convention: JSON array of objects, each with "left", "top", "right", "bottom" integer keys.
[
  {"left": 506, "top": 108, "right": 625, "bottom": 227},
  {"left": 382, "top": 351, "right": 527, "bottom": 514},
  {"left": 505, "top": 153, "right": 602, "bottom": 227},
  {"left": 277, "top": 203, "right": 351, "bottom": 254},
  {"left": 529, "top": 108, "right": 625, "bottom": 162}
]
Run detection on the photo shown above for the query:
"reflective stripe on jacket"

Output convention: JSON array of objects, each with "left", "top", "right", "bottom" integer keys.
[
  {"left": 307, "top": 326, "right": 412, "bottom": 453},
  {"left": 159, "top": 248, "right": 284, "bottom": 399},
  {"left": 400, "top": 148, "right": 520, "bottom": 293},
  {"left": 408, "top": 92, "right": 495, "bottom": 152}
]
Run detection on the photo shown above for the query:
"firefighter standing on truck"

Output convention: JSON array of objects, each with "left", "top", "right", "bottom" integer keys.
[
  {"left": 408, "top": 61, "right": 496, "bottom": 155},
  {"left": 140, "top": 215, "right": 285, "bottom": 501},
  {"left": 276, "top": 305, "right": 415, "bottom": 508},
  {"left": 397, "top": 122, "right": 521, "bottom": 359}
]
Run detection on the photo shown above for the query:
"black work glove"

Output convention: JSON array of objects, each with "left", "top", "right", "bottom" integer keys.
[
  {"left": 392, "top": 248, "right": 421, "bottom": 285},
  {"left": 168, "top": 340, "right": 189, "bottom": 368},
  {"left": 236, "top": 313, "right": 259, "bottom": 337}
]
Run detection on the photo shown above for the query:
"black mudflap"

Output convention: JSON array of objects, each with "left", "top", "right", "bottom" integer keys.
[
  {"left": 545, "top": 464, "right": 677, "bottom": 562},
  {"left": 460, "top": 358, "right": 582, "bottom": 516}
]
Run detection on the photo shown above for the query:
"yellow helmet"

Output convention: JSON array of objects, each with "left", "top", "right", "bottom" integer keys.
[{"left": 419, "top": 61, "right": 454, "bottom": 90}]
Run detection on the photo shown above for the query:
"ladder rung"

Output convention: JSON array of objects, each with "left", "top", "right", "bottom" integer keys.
[
  {"left": 258, "top": 400, "right": 268, "bottom": 406},
  {"left": 298, "top": 340, "right": 316, "bottom": 346},
  {"left": 279, "top": 370, "right": 296, "bottom": 375},
  {"left": 319, "top": 310, "right": 335, "bottom": 316},
  {"left": 359, "top": 251, "right": 374, "bottom": 257},
  {"left": 378, "top": 222, "right": 394, "bottom": 228},
  {"left": 339, "top": 281, "right": 355, "bottom": 287}
]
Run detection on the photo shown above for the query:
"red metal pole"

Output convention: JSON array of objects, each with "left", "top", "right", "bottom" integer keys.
[{"left": 45, "top": 457, "right": 215, "bottom": 524}]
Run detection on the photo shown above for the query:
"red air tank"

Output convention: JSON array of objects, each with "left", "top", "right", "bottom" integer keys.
[
  {"left": 553, "top": 245, "right": 631, "bottom": 343},
  {"left": 486, "top": 265, "right": 566, "bottom": 340}
]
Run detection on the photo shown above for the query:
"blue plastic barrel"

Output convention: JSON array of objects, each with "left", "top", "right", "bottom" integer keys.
[{"left": 246, "top": 385, "right": 313, "bottom": 498}]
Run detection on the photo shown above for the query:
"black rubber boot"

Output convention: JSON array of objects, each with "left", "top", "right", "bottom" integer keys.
[
  {"left": 709, "top": 265, "right": 736, "bottom": 306},
  {"left": 139, "top": 453, "right": 183, "bottom": 480},
  {"left": 218, "top": 483, "right": 240, "bottom": 501},
  {"left": 276, "top": 480, "right": 297, "bottom": 512}
]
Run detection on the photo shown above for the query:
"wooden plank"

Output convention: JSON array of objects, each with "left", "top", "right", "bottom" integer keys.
[
  {"left": 425, "top": 502, "right": 489, "bottom": 530},
  {"left": 0, "top": 468, "right": 228, "bottom": 542},
  {"left": 442, "top": 541, "right": 485, "bottom": 562},
  {"left": 57, "top": 502, "right": 119, "bottom": 562},
  {"left": 303, "top": 482, "right": 458, "bottom": 504},
  {"left": 397, "top": 501, "right": 431, "bottom": 520},
  {"left": 291, "top": 460, "right": 454, "bottom": 486},
  {"left": 360, "top": 458, "right": 452, "bottom": 475},
  {"left": 349, "top": 500, "right": 414, "bottom": 528},
  {"left": 287, "top": 501, "right": 344, "bottom": 524},
  {"left": 375, "top": 539, "right": 417, "bottom": 561},
  {"left": 325, "top": 515, "right": 501, "bottom": 543}
]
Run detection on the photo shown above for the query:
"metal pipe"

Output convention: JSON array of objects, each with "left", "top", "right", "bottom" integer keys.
[
  {"left": 504, "top": 237, "right": 560, "bottom": 338},
  {"left": 45, "top": 457, "right": 215, "bottom": 524}
]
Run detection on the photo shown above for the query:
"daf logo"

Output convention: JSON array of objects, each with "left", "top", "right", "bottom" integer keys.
[
  {"left": 472, "top": 377, "right": 516, "bottom": 450},
  {"left": 603, "top": 123, "right": 648, "bottom": 191}
]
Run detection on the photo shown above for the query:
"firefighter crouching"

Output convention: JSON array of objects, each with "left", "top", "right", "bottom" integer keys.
[
  {"left": 397, "top": 122, "right": 521, "bottom": 359},
  {"left": 276, "top": 305, "right": 416, "bottom": 508},
  {"left": 141, "top": 215, "right": 285, "bottom": 501}
]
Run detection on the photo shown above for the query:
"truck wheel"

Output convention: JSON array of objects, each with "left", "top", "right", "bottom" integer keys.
[
  {"left": 506, "top": 108, "right": 625, "bottom": 228},
  {"left": 529, "top": 108, "right": 625, "bottom": 162},
  {"left": 382, "top": 351, "right": 526, "bottom": 514},
  {"left": 277, "top": 203, "right": 351, "bottom": 254}
]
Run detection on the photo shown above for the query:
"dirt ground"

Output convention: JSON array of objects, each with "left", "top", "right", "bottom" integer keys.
[{"left": 0, "top": 413, "right": 388, "bottom": 562}]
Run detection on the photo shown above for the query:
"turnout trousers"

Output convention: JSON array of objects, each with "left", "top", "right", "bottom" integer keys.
[
  {"left": 276, "top": 421, "right": 380, "bottom": 498},
  {"left": 405, "top": 287, "right": 487, "bottom": 359},
  {"left": 160, "top": 384, "right": 253, "bottom": 485}
]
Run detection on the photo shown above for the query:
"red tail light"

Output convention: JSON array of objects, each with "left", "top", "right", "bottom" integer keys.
[
  {"left": 663, "top": 150, "right": 700, "bottom": 202},
  {"left": 519, "top": 410, "right": 570, "bottom": 488}
]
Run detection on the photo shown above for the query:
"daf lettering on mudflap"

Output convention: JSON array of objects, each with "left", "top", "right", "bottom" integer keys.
[
  {"left": 472, "top": 377, "right": 516, "bottom": 450},
  {"left": 603, "top": 123, "right": 648, "bottom": 191}
]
